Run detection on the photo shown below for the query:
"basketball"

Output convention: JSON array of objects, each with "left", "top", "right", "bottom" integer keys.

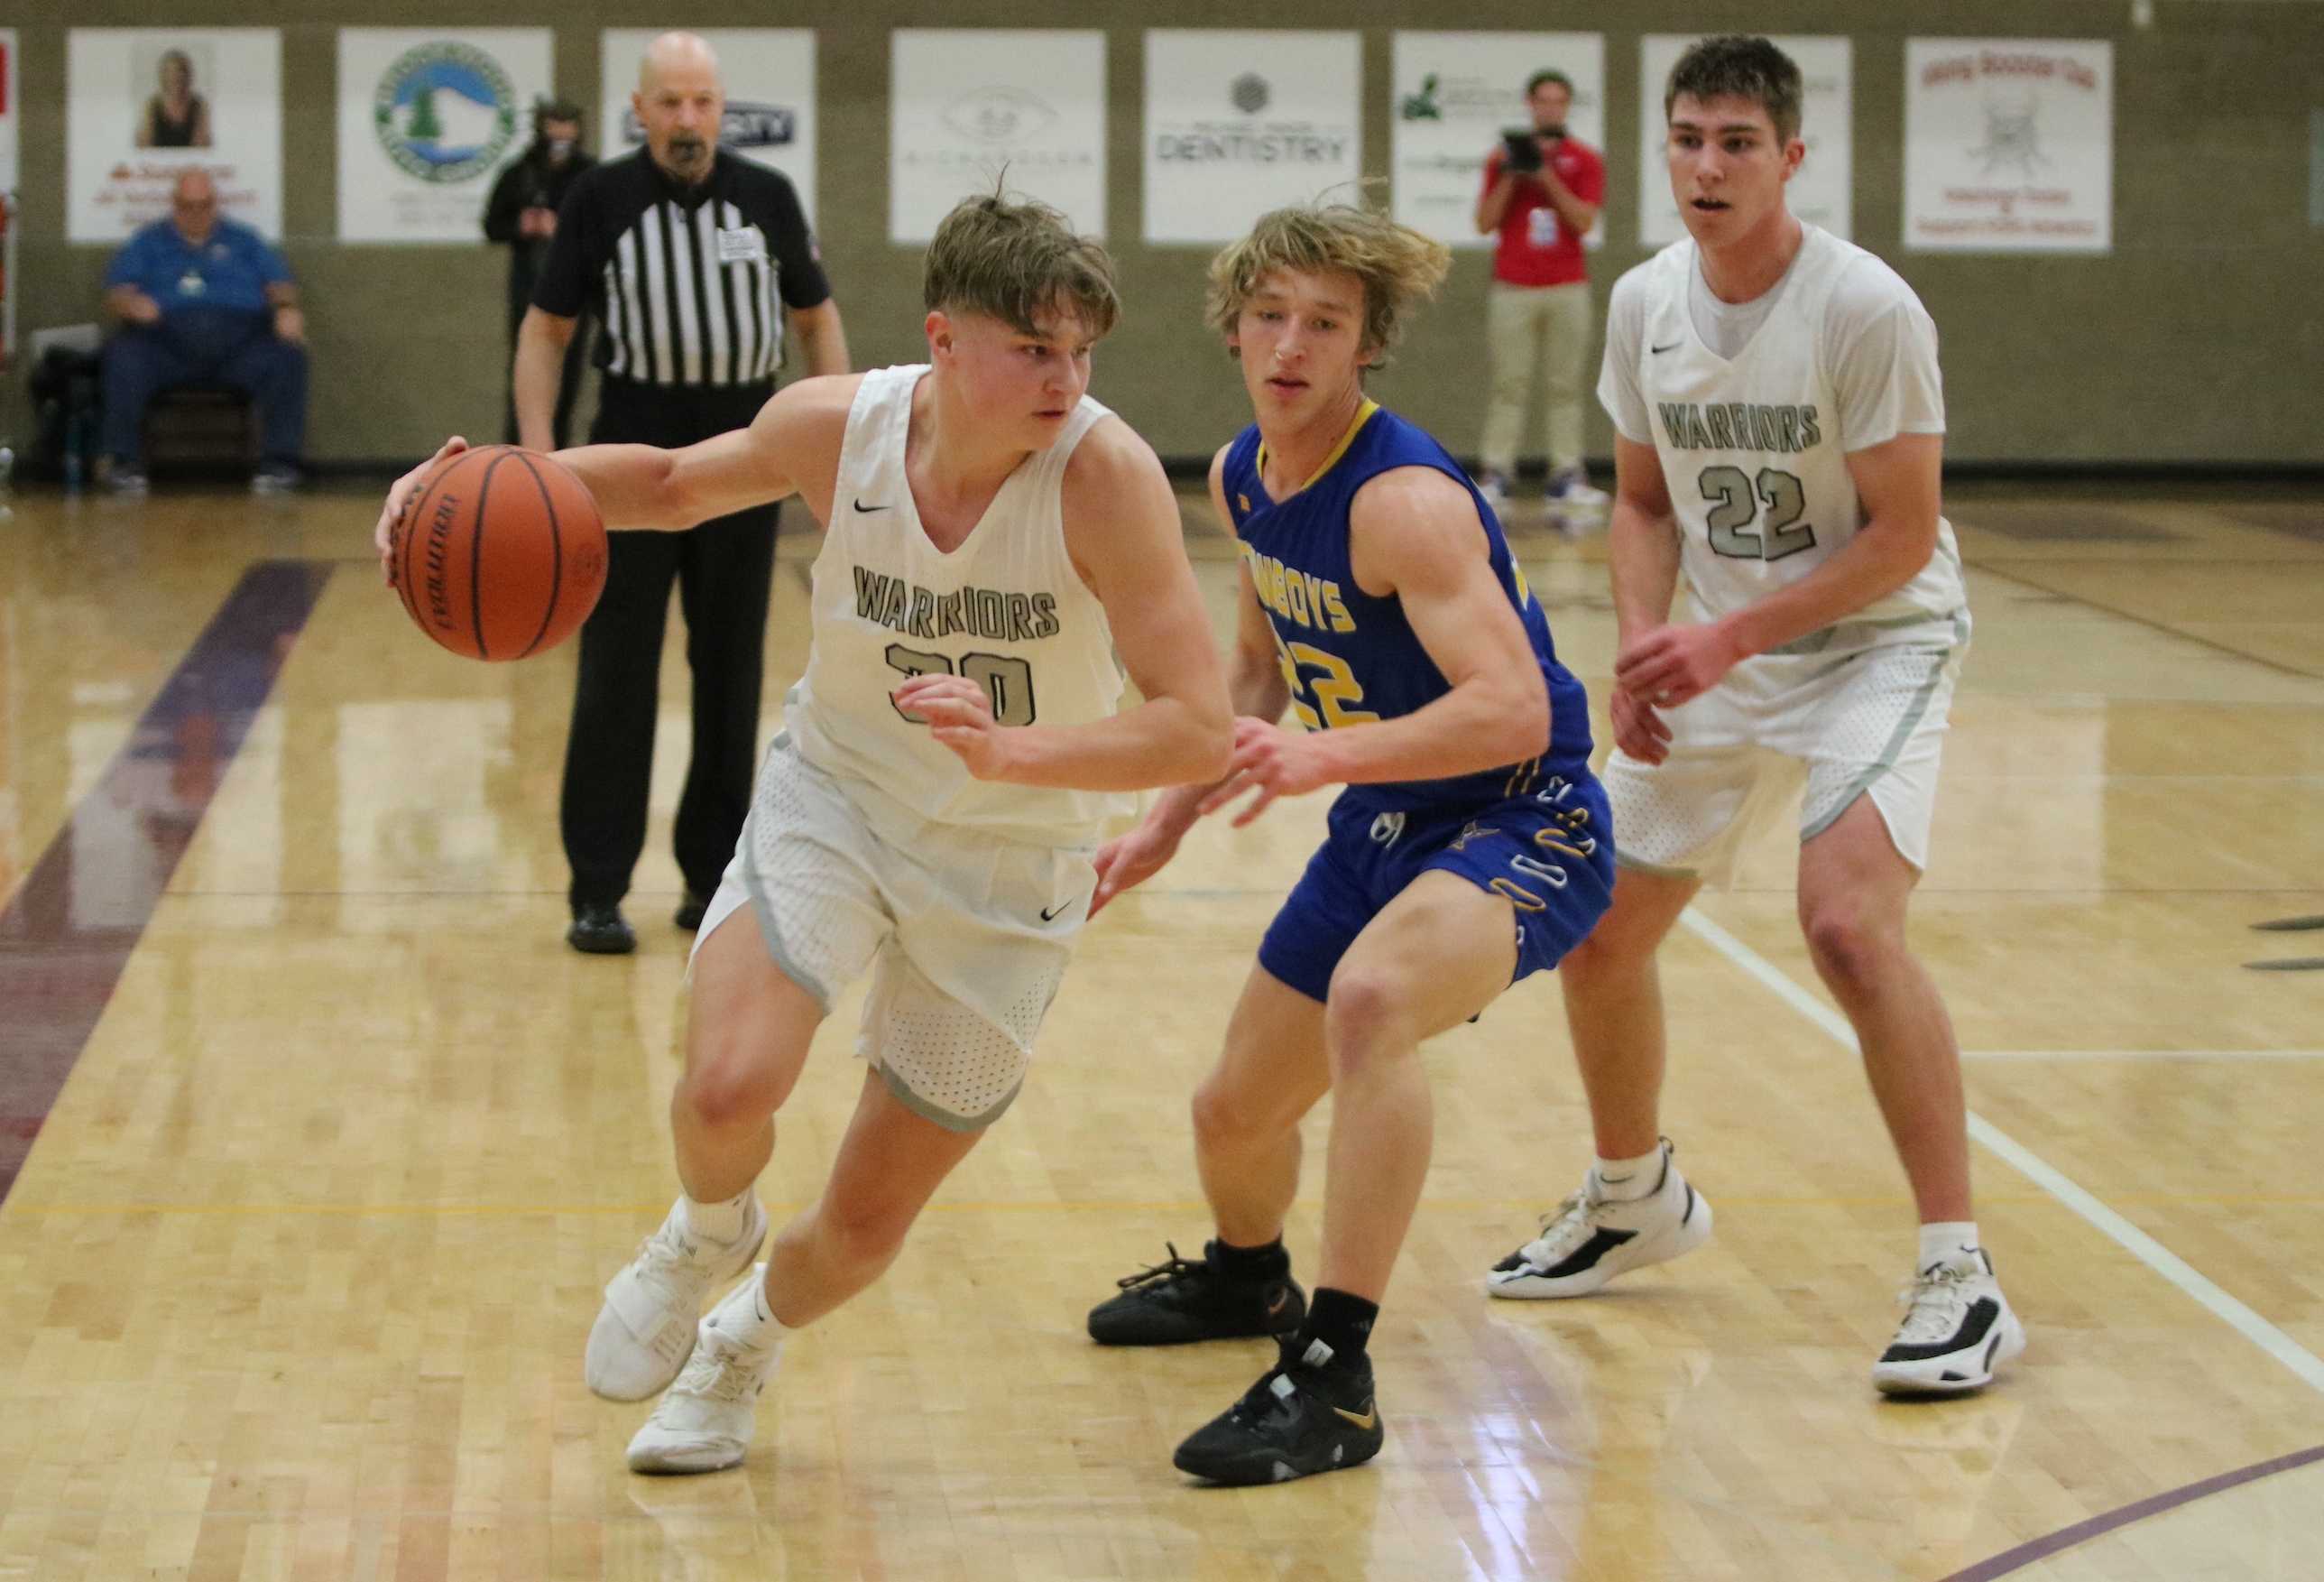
[{"left": 390, "top": 445, "right": 608, "bottom": 661}]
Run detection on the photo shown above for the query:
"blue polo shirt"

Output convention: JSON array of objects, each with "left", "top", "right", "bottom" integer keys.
[{"left": 105, "top": 216, "right": 290, "bottom": 316}]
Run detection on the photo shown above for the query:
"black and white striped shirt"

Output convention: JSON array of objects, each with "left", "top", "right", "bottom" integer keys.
[{"left": 534, "top": 149, "right": 830, "bottom": 390}]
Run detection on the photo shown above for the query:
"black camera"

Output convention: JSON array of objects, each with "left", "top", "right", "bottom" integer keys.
[{"left": 1500, "top": 129, "right": 1545, "bottom": 173}]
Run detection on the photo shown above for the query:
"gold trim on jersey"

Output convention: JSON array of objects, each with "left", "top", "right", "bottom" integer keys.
[{"left": 1255, "top": 399, "right": 1380, "bottom": 499}]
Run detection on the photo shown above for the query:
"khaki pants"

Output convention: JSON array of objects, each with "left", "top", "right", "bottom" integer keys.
[{"left": 1480, "top": 279, "right": 1593, "bottom": 480}]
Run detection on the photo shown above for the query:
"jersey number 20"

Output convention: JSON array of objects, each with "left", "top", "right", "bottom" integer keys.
[
  {"left": 1700, "top": 465, "right": 1816, "bottom": 561},
  {"left": 885, "top": 644, "right": 1037, "bottom": 726}
]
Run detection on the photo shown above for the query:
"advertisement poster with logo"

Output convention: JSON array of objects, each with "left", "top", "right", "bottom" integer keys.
[
  {"left": 1639, "top": 35, "right": 1852, "bottom": 246},
  {"left": 1144, "top": 32, "right": 1360, "bottom": 245},
  {"left": 66, "top": 28, "right": 283, "bottom": 243},
  {"left": 1, "top": 31, "right": 17, "bottom": 203},
  {"left": 601, "top": 30, "right": 816, "bottom": 225},
  {"left": 337, "top": 29, "right": 552, "bottom": 244},
  {"left": 890, "top": 31, "right": 1103, "bottom": 244},
  {"left": 1905, "top": 40, "right": 2111, "bottom": 252},
  {"left": 1390, "top": 33, "right": 1603, "bottom": 250}
]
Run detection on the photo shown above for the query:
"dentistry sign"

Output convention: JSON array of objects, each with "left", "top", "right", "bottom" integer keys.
[{"left": 1143, "top": 32, "right": 1360, "bottom": 245}]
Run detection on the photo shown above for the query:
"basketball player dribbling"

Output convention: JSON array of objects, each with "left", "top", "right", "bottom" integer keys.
[
  {"left": 373, "top": 193, "right": 1231, "bottom": 1473},
  {"left": 1081, "top": 200, "right": 1616, "bottom": 1484},
  {"left": 1482, "top": 35, "right": 2024, "bottom": 1396}
]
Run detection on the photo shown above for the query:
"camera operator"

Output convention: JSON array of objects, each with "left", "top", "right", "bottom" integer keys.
[{"left": 1473, "top": 69, "right": 1607, "bottom": 521}]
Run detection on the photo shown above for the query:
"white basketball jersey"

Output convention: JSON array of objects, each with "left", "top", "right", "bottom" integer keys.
[
  {"left": 1616, "top": 227, "right": 1968, "bottom": 648},
  {"left": 783, "top": 365, "right": 1130, "bottom": 847}
]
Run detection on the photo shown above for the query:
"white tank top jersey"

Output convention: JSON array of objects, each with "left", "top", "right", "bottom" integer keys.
[
  {"left": 1599, "top": 224, "right": 1969, "bottom": 651},
  {"left": 783, "top": 364, "right": 1130, "bottom": 848}
]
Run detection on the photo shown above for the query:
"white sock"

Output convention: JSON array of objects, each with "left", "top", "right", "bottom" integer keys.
[
  {"left": 1590, "top": 1145, "right": 1665, "bottom": 1203},
  {"left": 1918, "top": 1221, "right": 1980, "bottom": 1272},
  {"left": 682, "top": 1189, "right": 752, "bottom": 1244},
  {"left": 732, "top": 1277, "right": 799, "bottom": 1347}
]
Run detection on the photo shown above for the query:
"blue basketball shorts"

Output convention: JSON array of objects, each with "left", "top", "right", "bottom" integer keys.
[{"left": 1257, "top": 772, "right": 1617, "bottom": 1004}]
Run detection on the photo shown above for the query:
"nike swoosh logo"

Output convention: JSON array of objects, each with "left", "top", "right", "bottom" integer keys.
[
  {"left": 852, "top": 499, "right": 891, "bottom": 513},
  {"left": 1266, "top": 1289, "right": 1290, "bottom": 1316},
  {"left": 1649, "top": 340, "right": 1683, "bottom": 355},
  {"left": 1039, "top": 901, "right": 1071, "bottom": 922},
  {"left": 1333, "top": 1404, "right": 1378, "bottom": 1431}
]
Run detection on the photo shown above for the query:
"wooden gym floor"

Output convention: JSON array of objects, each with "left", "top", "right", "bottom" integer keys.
[{"left": 0, "top": 476, "right": 2318, "bottom": 1580}]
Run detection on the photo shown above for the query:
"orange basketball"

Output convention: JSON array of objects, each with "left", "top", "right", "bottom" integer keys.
[{"left": 391, "top": 445, "right": 608, "bottom": 661}]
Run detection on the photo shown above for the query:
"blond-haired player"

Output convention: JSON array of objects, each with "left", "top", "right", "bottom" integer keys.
[{"left": 1085, "top": 201, "right": 1615, "bottom": 1484}]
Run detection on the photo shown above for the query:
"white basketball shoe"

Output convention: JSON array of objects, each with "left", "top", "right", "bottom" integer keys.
[
  {"left": 586, "top": 1197, "right": 767, "bottom": 1401},
  {"left": 1486, "top": 1139, "right": 1713, "bottom": 1299},
  {"left": 627, "top": 1269, "right": 783, "bottom": 1475},
  {"left": 1872, "top": 1246, "right": 2025, "bottom": 1395}
]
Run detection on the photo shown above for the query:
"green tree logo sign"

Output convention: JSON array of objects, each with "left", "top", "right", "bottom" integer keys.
[{"left": 374, "top": 41, "right": 519, "bottom": 184}]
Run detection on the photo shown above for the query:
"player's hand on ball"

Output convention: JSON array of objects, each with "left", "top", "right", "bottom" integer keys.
[
  {"left": 1614, "top": 620, "right": 1743, "bottom": 712},
  {"left": 894, "top": 674, "right": 1012, "bottom": 779},
  {"left": 1091, "top": 816, "right": 1185, "bottom": 917},
  {"left": 1609, "top": 682, "right": 1674, "bottom": 765},
  {"left": 374, "top": 436, "right": 470, "bottom": 585},
  {"left": 1196, "top": 716, "right": 1330, "bottom": 828}
]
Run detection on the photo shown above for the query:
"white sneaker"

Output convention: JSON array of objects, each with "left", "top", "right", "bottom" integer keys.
[
  {"left": 627, "top": 1269, "right": 782, "bottom": 1475},
  {"left": 1872, "top": 1246, "right": 2025, "bottom": 1395},
  {"left": 1545, "top": 466, "right": 1609, "bottom": 510},
  {"left": 1486, "top": 1139, "right": 1712, "bottom": 1299},
  {"left": 586, "top": 1197, "right": 767, "bottom": 1401}
]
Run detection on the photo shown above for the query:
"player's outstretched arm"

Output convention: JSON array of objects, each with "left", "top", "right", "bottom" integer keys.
[
  {"left": 1203, "top": 466, "right": 1549, "bottom": 828},
  {"left": 551, "top": 375, "right": 858, "bottom": 533},
  {"left": 1090, "top": 449, "right": 1284, "bottom": 914},
  {"left": 907, "top": 420, "right": 1232, "bottom": 795}
]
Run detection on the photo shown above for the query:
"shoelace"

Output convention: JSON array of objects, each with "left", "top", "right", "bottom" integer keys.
[
  {"left": 1518, "top": 1190, "right": 1600, "bottom": 1267},
  {"left": 670, "top": 1328, "right": 770, "bottom": 1405},
  {"left": 1893, "top": 1263, "right": 1977, "bottom": 1345},
  {"left": 626, "top": 1223, "right": 705, "bottom": 1303},
  {"left": 1116, "top": 1242, "right": 1204, "bottom": 1292}
]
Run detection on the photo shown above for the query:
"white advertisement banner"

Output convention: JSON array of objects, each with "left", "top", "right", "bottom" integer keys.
[
  {"left": 1905, "top": 39, "right": 2112, "bottom": 253},
  {"left": 1640, "top": 35, "right": 1852, "bottom": 245},
  {"left": 891, "top": 31, "right": 1105, "bottom": 244},
  {"left": 601, "top": 30, "right": 816, "bottom": 226},
  {"left": 337, "top": 29, "right": 553, "bottom": 244},
  {"left": 1390, "top": 33, "right": 1604, "bottom": 250},
  {"left": 1144, "top": 32, "right": 1360, "bottom": 246},
  {"left": 67, "top": 29, "right": 283, "bottom": 243},
  {"left": 1, "top": 31, "right": 17, "bottom": 202}
]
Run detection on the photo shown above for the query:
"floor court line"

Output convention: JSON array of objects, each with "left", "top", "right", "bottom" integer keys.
[
  {"left": 0, "top": 560, "right": 332, "bottom": 1207},
  {"left": 1676, "top": 906, "right": 2324, "bottom": 1396},
  {"left": 1939, "top": 1443, "right": 2324, "bottom": 1582}
]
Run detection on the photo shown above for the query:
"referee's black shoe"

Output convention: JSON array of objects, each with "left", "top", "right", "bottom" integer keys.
[
  {"left": 1088, "top": 1241, "right": 1305, "bottom": 1346},
  {"left": 1173, "top": 1336, "right": 1383, "bottom": 1485},
  {"left": 567, "top": 902, "right": 636, "bottom": 956}
]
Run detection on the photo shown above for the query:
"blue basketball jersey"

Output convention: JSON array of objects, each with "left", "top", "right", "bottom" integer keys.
[{"left": 1221, "top": 401, "right": 1593, "bottom": 813}]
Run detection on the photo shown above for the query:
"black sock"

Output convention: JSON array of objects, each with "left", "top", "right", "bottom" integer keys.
[
  {"left": 1300, "top": 1287, "right": 1378, "bottom": 1365},
  {"left": 1208, "top": 1235, "right": 1287, "bottom": 1281}
]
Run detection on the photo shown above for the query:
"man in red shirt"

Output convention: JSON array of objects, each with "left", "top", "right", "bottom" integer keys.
[{"left": 1474, "top": 69, "right": 1609, "bottom": 524}]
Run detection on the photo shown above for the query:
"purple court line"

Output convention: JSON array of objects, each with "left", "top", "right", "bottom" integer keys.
[
  {"left": 1942, "top": 1442, "right": 2324, "bottom": 1580},
  {"left": 0, "top": 560, "right": 331, "bottom": 1204}
]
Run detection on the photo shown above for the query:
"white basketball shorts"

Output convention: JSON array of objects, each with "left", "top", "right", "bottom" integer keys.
[
  {"left": 693, "top": 734, "right": 1096, "bottom": 1130},
  {"left": 1602, "top": 615, "right": 1969, "bottom": 889}
]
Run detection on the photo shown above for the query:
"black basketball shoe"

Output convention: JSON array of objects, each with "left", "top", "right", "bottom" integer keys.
[
  {"left": 1172, "top": 1336, "right": 1383, "bottom": 1485},
  {"left": 1087, "top": 1241, "right": 1305, "bottom": 1346}
]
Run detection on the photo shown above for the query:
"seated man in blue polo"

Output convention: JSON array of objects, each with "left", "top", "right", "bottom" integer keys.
[{"left": 101, "top": 169, "right": 308, "bottom": 494}]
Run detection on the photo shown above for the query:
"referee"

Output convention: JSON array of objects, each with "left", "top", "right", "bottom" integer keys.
[{"left": 521, "top": 32, "right": 850, "bottom": 955}]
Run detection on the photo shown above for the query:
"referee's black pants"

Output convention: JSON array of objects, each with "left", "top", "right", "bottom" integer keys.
[{"left": 561, "top": 376, "right": 778, "bottom": 912}]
